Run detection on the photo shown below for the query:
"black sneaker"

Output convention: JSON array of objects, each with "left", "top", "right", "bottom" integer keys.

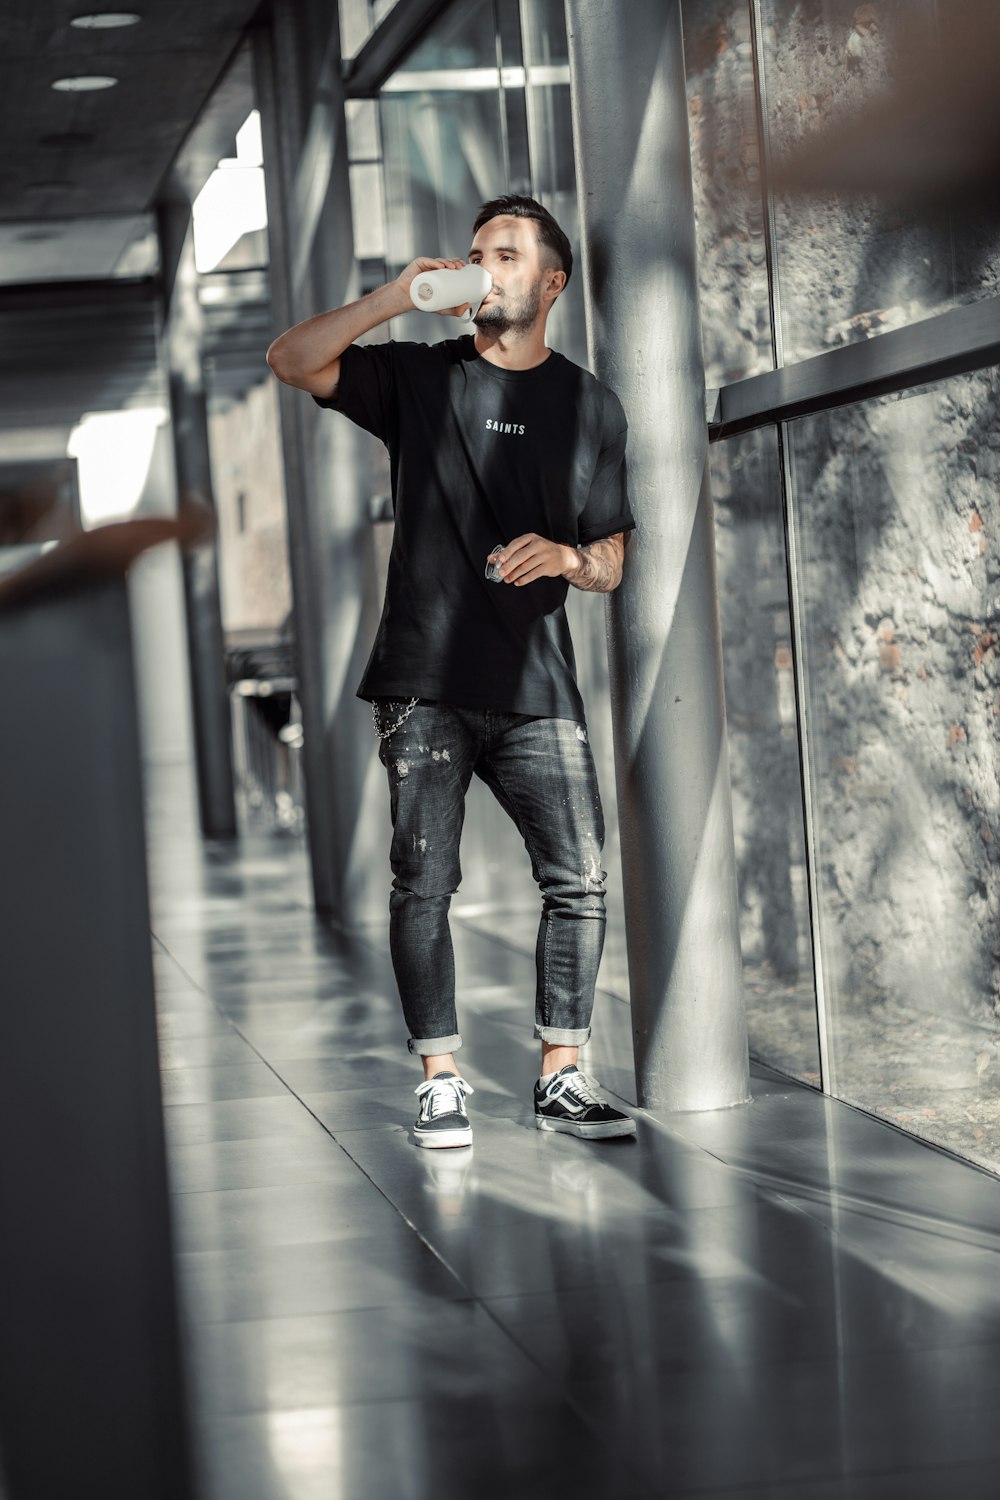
[
  {"left": 534, "top": 1065, "right": 636, "bottom": 1139},
  {"left": 413, "top": 1072, "right": 474, "bottom": 1149}
]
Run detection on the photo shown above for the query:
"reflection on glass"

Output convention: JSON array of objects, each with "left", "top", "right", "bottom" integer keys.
[
  {"left": 379, "top": 0, "right": 506, "bottom": 342},
  {"left": 339, "top": 0, "right": 396, "bottom": 59},
  {"left": 349, "top": 162, "right": 386, "bottom": 258},
  {"left": 208, "top": 381, "right": 292, "bottom": 632},
  {"left": 514, "top": 0, "right": 587, "bottom": 367},
  {"left": 761, "top": 0, "right": 1000, "bottom": 362},
  {"left": 787, "top": 368, "right": 1000, "bottom": 1170},
  {"left": 682, "top": 0, "right": 772, "bottom": 386},
  {"left": 710, "top": 427, "right": 820, "bottom": 1083},
  {"left": 345, "top": 98, "right": 380, "bottom": 161}
]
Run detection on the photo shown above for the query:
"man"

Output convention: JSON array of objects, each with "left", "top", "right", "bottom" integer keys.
[{"left": 267, "top": 194, "right": 636, "bottom": 1148}]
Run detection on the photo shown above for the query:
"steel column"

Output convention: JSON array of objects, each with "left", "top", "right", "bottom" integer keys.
[
  {"left": 253, "top": 2, "right": 386, "bottom": 921},
  {"left": 157, "top": 200, "right": 237, "bottom": 839},
  {"left": 565, "top": 0, "right": 750, "bottom": 1109}
]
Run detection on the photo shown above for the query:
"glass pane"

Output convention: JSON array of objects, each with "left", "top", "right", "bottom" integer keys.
[
  {"left": 209, "top": 380, "right": 292, "bottom": 633},
  {"left": 349, "top": 162, "right": 386, "bottom": 258},
  {"left": 682, "top": 0, "right": 773, "bottom": 386},
  {"left": 379, "top": 0, "right": 505, "bottom": 341},
  {"left": 340, "top": 0, "right": 399, "bottom": 56},
  {"left": 515, "top": 0, "right": 587, "bottom": 368},
  {"left": 345, "top": 98, "right": 380, "bottom": 162},
  {"left": 339, "top": 0, "right": 376, "bottom": 59},
  {"left": 388, "top": 0, "right": 498, "bottom": 78},
  {"left": 710, "top": 426, "right": 820, "bottom": 1083},
  {"left": 761, "top": 0, "right": 1000, "bottom": 362},
  {"left": 787, "top": 367, "right": 1000, "bottom": 1171}
]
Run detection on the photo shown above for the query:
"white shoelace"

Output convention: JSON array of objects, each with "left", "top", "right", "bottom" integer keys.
[
  {"left": 544, "top": 1069, "right": 606, "bottom": 1106},
  {"left": 415, "top": 1075, "right": 473, "bottom": 1119}
]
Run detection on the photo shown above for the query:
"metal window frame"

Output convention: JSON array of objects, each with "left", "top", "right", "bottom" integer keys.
[
  {"left": 343, "top": 0, "right": 457, "bottom": 96},
  {"left": 708, "top": 294, "right": 1000, "bottom": 442},
  {"left": 746, "top": 0, "right": 830, "bottom": 1094}
]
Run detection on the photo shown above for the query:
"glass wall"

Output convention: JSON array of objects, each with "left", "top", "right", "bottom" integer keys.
[
  {"left": 379, "top": 0, "right": 508, "bottom": 325},
  {"left": 372, "top": 0, "right": 584, "bottom": 357},
  {"left": 759, "top": 0, "right": 1000, "bottom": 362},
  {"left": 786, "top": 370, "right": 1000, "bottom": 1168},
  {"left": 683, "top": 0, "right": 1000, "bottom": 1171},
  {"left": 682, "top": 0, "right": 773, "bottom": 385},
  {"left": 710, "top": 426, "right": 820, "bottom": 1081}
]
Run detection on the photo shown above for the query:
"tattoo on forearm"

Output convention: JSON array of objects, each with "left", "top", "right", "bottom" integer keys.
[{"left": 569, "top": 535, "right": 624, "bottom": 593}]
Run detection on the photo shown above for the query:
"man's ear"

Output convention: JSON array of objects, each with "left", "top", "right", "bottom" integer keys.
[{"left": 546, "top": 268, "right": 567, "bottom": 301}]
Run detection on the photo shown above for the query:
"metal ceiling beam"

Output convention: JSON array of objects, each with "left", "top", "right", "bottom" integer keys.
[
  {"left": 708, "top": 294, "right": 1000, "bottom": 440},
  {"left": 0, "top": 276, "right": 157, "bottom": 314},
  {"left": 343, "top": 0, "right": 454, "bottom": 96}
]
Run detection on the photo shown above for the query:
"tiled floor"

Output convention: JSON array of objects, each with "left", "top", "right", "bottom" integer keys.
[{"left": 148, "top": 768, "right": 1000, "bottom": 1500}]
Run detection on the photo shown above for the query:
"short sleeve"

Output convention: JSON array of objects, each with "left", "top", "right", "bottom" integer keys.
[
  {"left": 576, "top": 401, "right": 634, "bottom": 546},
  {"left": 312, "top": 341, "right": 396, "bottom": 444}
]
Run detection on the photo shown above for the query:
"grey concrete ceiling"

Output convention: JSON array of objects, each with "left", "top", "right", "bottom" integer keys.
[
  {"left": 0, "top": 279, "right": 163, "bottom": 434},
  {"left": 0, "top": 1, "right": 264, "bottom": 226},
  {"left": 0, "top": 2, "right": 267, "bottom": 449}
]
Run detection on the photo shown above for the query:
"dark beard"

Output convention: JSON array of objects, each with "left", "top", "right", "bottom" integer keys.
[{"left": 473, "top": 280, "right": 542, "bottom": 335}]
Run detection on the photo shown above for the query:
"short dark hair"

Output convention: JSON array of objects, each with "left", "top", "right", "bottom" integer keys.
[{"left": 472, "top": 194, "right": 573, "bottom": 285}]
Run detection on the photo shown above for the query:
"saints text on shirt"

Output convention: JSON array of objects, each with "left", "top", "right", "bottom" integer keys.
[{"left": 485, "top": 419, "right": 526, "bottom": 435}]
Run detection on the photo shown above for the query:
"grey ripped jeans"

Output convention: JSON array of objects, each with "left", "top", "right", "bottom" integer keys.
[{"left": 375, "top": 700, "right": 607, "bottom": 1056}]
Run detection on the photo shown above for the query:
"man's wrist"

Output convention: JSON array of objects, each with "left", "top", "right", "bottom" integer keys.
[
  {"left": 381, "top": 279, "right": 413, "bottom": 318},
  {"left": 560, "top": 545, "right": 583, "bottom": 580}
]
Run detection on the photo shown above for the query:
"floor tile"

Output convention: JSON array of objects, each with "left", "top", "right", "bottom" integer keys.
[
  {"left": 567, "top": 1340, "right": 1000, "bottom": 1490},
  {"left": 163, "top": 1094, "right": 330, "bottom": 1146},
  {"left": 659, "top": 1463, "right": 1000, "bottom": 1500},
  {"left": 167, "top": 1134, "right": 360, "bottom": 1195},
  {"left": 157, "top": 1030, "right": 261, "bottom": 1070},
  {"left": 266, "top": 1054, "right": 418, "bottom": 1093},
  {"left": 157, "top": 1009, "right": 234, "bottom": 1041},
  {"left": 160, "top": 1062, "right": 291, "bottom": 1106},
  {"left": 187, "top": 1300, "right": 548, "bottom": 1414},
  {"left": 194, "top": 1394, "right": 648, "bottom": 1500},
  {"left": 171, "top": 1178, "right": 400, "bottom": 1252},
  {"left": 177, "top": 1234, "right": 468, "bottom": 1323}
]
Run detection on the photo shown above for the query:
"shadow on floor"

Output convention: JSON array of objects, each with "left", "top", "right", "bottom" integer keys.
[{"left": 148, "top": 766, "right": 1000, "bottom": 1500}]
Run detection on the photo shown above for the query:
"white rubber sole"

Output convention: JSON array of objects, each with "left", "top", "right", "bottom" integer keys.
[
  {"left": 535, "top": 1114, "right": 636, "bottom": 1139},
  {"left": 413, "top": 1128, "right": 473, "bottom": 1149}
]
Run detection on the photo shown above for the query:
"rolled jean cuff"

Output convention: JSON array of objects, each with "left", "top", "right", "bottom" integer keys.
[
  {"left": 408, "top": 1032, "right": 463, "bottom": 1057},
  {"left": 534, "top": 1024, "right": 592, "bottom": 1046}
]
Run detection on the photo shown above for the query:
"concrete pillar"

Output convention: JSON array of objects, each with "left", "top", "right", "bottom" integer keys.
[
  {"left": 157, "top": 200, "right": 237, "bottom": 838},
  {"left": 565, "top": 0, "right": 750, "bottom": 1109},
  {"left": 253, "top": 2, "right": 386, "bottom": 921}
]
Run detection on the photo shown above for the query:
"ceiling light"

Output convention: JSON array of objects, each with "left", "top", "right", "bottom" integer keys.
[
  {"left": 70, "top": 12, "right": 141, "bottom": 27},
  {"left": 24, "top": 180, "right": 74, "bottom": 193},
  {"left": 52, "top": 75, "right": 119, "bottom": 92}
]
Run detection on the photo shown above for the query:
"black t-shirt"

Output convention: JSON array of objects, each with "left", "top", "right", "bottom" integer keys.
[{"left": 313, "top": 334, "right": 633, "bottom": 719}]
